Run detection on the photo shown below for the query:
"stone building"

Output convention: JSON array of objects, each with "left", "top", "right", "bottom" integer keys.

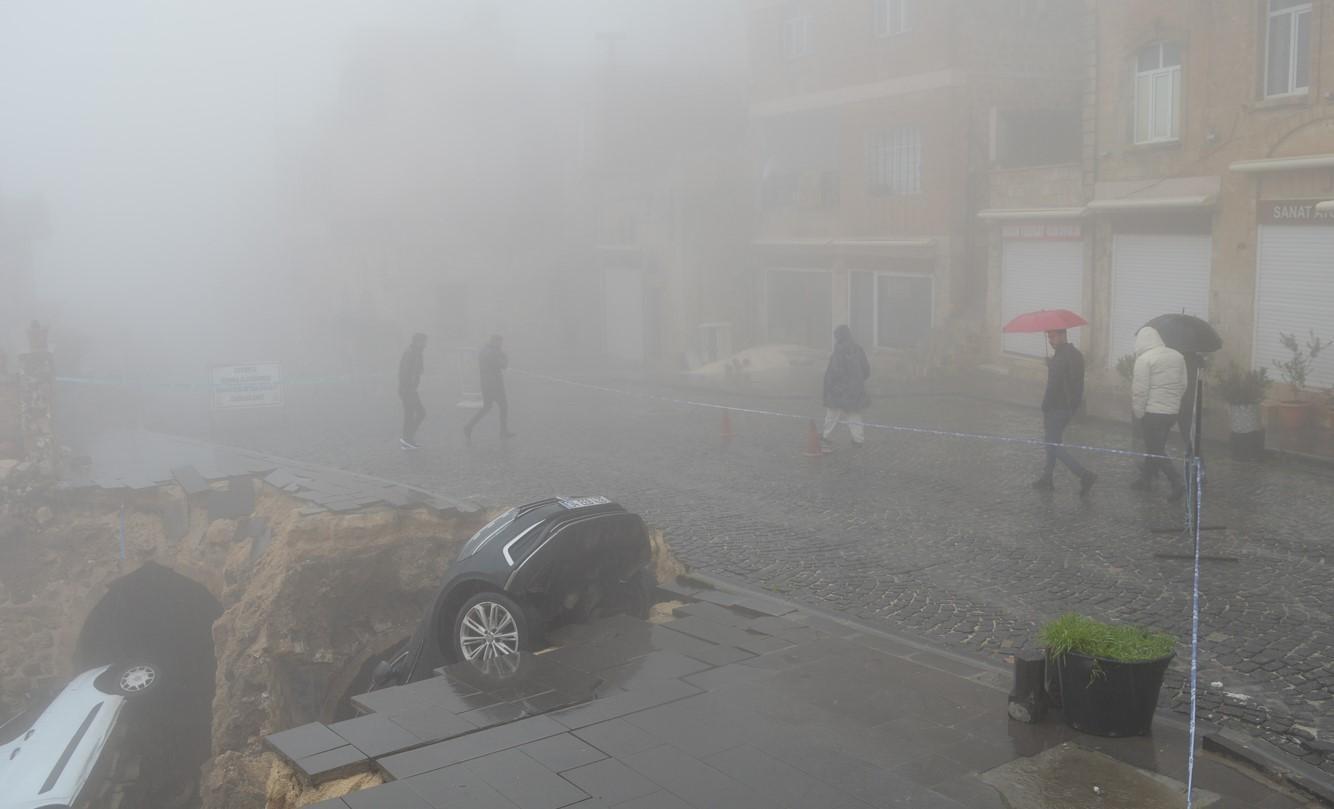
[
  {"left": 981, "top": 0, "right": 1334, "bottom": 407},
  {"left": 746, "top": 0, "right": 1086, "bottom": 376}
]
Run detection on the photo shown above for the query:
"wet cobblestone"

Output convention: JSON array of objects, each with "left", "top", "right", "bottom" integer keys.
[{"left": 208, "top": 375, "right": 1334, "bottom": 770}]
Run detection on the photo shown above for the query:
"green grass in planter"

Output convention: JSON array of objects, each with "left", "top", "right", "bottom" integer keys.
[{"left": 1039, "top": 613, "right": 1176, "bottom": 662}]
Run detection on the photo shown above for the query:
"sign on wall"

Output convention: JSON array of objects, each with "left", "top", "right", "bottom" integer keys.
[
  {"left": 1259, "top": 199, "right": 1334, "bottom": 226},
  {"left": 211, "top": 363, "right": 284, "bottom": 410},
  {"left": 1000, "top": 222, "right": 1083, "bottom": 241}
]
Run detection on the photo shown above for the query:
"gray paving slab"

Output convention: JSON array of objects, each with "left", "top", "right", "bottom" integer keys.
[
  {"left": 980, "top": 743, "right": 1221, "bottom": 809},
  {"left": 378, "top": 716, "right": 568, "bottom": 780},
  {"left": 343, "top": 779, "right": 435, "bottom": 809},
  {"left": 296, "top": 745, "right": 371, "bottom": 784},
  {"left": 404, "top": 763, "right": 522, "bottom": 809},
  {"left": 466, "top": 748, "right": 589, "bottom": 809},
  {"left": 548, "top": 679, "right": 701, "bottom": 730},
  {"left": 207, "top": 476, "right": 255, "bottom": 519},
  {"left": 386, "top": 704, "right": 480, "bottom": 744},
  {"left": 571, "top": 719, "right": 661, "bottom": 758},
  {"left": 329, "top": 712, "right": 423, "bottom": 758},
  {"left": 170, "top": 465, "right": 210, "bottom": 495},
  {"left": 620, "top": 744, "right": 769, "bottom": 809},
  {"left": 705, "top": 745, "right": 873, "bottom": 809},
  {"left": 517, "top": 733, "right": 606, "bottom": 773},
  {"left": 266, "top": 722, "right": 348, "bottom": 761},
  {"left": 561, "top": 757, "right": 658, "bottom": 805}
]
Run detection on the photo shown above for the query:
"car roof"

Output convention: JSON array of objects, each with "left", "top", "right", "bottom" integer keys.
[{"left": 0, "top": 667, "right": 123, "bottom": 809}]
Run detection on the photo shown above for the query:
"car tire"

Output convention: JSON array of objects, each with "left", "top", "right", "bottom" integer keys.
[
  {"left": 108, "top": 663, "right": 161, "bottom": 698},
  {"left": 453, "top": 592, "right": 530, "bottom": 664}
]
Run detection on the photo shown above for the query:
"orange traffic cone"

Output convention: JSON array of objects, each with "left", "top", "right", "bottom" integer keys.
[
  {"left": 803, "top": 420, "right": 825, "bottom": 457},
  {"left": 720, "top": 410, "right": 735, "bottom": 441}
]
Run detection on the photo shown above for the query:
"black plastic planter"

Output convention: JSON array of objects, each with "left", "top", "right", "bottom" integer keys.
[{"left": 1054, "top": 651, "right": 1174, "bottom": 737}]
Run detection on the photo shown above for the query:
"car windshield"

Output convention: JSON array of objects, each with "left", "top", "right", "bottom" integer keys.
[{"left": 457, "top": 508, "right": 517, "bottom": 560}]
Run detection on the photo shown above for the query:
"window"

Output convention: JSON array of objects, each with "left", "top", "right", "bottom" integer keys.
[
  {"left": 849, "top": 271, "right": 933, "bottom": 350},
  {"left": 1134, "top": 43, "right": 1181, "bottom": 144},
  {"left": 1265, "top": 0, "right": 1311, "bottom": 97},
  {"left": 783, "top": 16, "right": 811, "bottom": 60},
  {"left": 995, "top": 109, "right": 1082, "bottom": 167},
  {"left": 874, "top": 0, "right": 909, "bottom": 37},
  {"left": 867, "top": 128, "right": 921, "bottom": 195}
]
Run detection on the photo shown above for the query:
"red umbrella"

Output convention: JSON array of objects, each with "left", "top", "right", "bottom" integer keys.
[{"left": 1003, "top": 309, "right": 1088, "bottom": 334}]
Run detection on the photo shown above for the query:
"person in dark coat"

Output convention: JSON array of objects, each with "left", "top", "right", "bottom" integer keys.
[
  {"left": 1033, "top": 330, "right": 1096, "bottom": 495},
  {"left": 464, "top": 335, "right": 513, "bottom": 441},
  {"left": 398, "top": 333, "right": 427, "bottom": 450},
  {"left": 821, "top": 325, "right": 871, "bottom": 449}
]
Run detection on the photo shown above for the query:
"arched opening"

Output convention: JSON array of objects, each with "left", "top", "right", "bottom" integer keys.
[{"left": 77, "top": 562, "right": 222, "bottom": 809}]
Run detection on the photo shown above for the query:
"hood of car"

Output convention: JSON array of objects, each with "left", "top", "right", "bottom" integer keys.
[{"left": 0, "top": 667, "right": 124, "bottom": 809}]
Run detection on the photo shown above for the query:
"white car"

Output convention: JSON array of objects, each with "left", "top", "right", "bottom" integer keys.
[{"left": 0, "top": 663, "right": 158, "bottom": 809}]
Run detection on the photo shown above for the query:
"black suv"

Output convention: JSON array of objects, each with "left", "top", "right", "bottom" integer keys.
[{"left": 370, "top": 497, "right": 653, "bottom": 689}]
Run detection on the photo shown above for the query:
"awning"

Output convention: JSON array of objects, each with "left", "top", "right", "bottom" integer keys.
[
  {"left": 1089, "top": 176, "right": 1220, "bottom": 213},
  {"left": 977, "top": 207, "right": 1086, "bottom": 221},
  {"left": 1230, "top": 154, "right": 1334, "bottom": 173},
  {"left": 1317, "top": 201, "right": 1334, "bottom": 213},
  {"left": 1086, "top": 195, "right": 1216, "bottom": 211}
]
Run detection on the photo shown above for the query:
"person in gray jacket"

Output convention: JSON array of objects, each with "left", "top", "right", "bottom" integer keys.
[{"left": 1130, "top": 326, "right": 1186, "bottom": 501}]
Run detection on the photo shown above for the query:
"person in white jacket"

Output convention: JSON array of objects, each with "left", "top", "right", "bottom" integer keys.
[{"left": 1130, "top": 326, "right": 1186, "bottom": 500}]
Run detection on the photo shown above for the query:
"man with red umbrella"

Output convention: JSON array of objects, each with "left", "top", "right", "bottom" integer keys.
[{"left": 1004, "top": 310, "right": 1096, "bottom": 496}]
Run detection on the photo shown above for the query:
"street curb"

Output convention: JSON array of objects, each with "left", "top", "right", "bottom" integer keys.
[{"left": 1204, "top": 729, "right": 1334, "bottom": 807}]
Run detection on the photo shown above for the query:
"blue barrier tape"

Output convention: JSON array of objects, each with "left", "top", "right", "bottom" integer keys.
[{"left": 512, "top": 368, "right": 1178, "bottom": 462}]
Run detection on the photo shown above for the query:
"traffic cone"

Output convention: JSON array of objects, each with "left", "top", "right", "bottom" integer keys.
[
  {"left": 803, "top": 420, "right": 825, "bottom": 457},
  {"left": 720, "top": 410, "right": 735, "bottom": 441}
]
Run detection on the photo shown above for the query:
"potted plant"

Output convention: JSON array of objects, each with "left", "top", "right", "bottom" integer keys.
[
  {"left": 1040, "top": 613, "right": 1176, "bottom": 737},
  {"left": 1271, "top": 331, "right": 1329, "bottom": 431},
  {"left": 1215, "top": 364, "right": 1270, "bottom": 461}
]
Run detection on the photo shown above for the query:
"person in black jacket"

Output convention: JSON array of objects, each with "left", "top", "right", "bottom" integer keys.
[
  {"left": 464, "top": 335, "right": 513, "bottom": 441},
  {"left": 821, "top": 325, "right": 871, "bottom": 450},
  {"left": 1033, "top": 330, "right": 1096, "bottom": 494},
  {"left": 398, "top": 333, "right": 427, "bottom": 450}
]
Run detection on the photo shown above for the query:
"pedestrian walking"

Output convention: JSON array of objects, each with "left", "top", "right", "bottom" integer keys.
[
  {"left": 1130, "top": 326, "right": 1187, "bottom": 501},
  {"left": 464, "top": 335, "right": 513, "bottom": 442},
  {"left": 821, "top": 325, "right": 870, "bottom": 450},
  {"left": 1032, "top": 330, "right": 1097, "bottom": 495},
  {"left": 398, "top": 333, "right": 427, "bottom": 450}
]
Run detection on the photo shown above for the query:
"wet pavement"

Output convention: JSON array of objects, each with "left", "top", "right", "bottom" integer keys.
[
  {"left": 266, "top": 581, "right": 1309, "bottom": 808},
  {"left": 175, "top": 372, "right": 1334, "bottom": 775}
]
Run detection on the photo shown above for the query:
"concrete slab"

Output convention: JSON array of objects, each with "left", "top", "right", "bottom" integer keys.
[{"left": 980, "top": 743, "right": 1220, "bottom": 809}]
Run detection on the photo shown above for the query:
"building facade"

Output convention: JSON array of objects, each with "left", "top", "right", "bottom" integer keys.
[
  {"left": 982, "top": 0, "right": 1334, "bottom": 404},
  {"left": 747, "top": 0, "right": 1086, "bottom": 376}
]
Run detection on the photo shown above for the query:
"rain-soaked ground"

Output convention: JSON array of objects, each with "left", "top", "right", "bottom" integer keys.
[
  {"left": 266, "top": 587, "right": 1304, "bottom": 808},
  {"left": 59, "top": 371, "right": 1334, "bottom": 774}
]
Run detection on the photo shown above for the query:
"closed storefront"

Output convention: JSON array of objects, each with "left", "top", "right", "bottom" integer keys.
[
  {"left": 1109, "top": 232, "right": 1212, "bottom": 365},
  {"left": 766, "top": 268, "right": 833, "bottom": 348},
  {"left": 1000, "top": 222, "right": 1085, "bottom": 357},
  {"left": 848, "top": 269, "right": 933, "bottom": 351},
  {"left": 1254, "top": 200, "right": 1334, "bottom": 388}
]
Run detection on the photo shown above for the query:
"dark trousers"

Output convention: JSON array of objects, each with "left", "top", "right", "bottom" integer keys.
[
  {"left": 1042, "top": 409, "right": 1089, "bottom": 479},
  {"left": 466, "top": 388, "right": 508, "bottom": 435},
  {"left": 1139, "top": 413, "right": 1184, "bottom": 489},
  {"left": 400, "top": 390, "right": 425, "bottom": 442}
]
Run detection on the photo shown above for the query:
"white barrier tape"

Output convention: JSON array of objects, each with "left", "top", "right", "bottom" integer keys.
[
  {"left": 512, "top": 368, "right": 1178, "bottom": 462},
  {"left": 1186, "top": 457, "right": 1204, "bottom": 809}
]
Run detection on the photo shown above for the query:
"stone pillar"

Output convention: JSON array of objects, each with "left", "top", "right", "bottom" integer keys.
[{"left": 18, "top": 322, "right": 56, "bottom": 475}]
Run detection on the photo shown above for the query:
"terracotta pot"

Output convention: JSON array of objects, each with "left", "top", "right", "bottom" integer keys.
[{"left": 1276, "top": 400, "right": 1315, "bottom": 431}]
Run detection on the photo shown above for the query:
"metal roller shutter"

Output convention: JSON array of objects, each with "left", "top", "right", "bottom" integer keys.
[
  {"left": 1109, "top": 234, "right": 1212, "bottom": 366},
  {"left": 1001, "top": 239, "right": 1085, "bottom": 357},
  {"left": 1255, "top": 226, "right": 1334, "bottom": 389}
]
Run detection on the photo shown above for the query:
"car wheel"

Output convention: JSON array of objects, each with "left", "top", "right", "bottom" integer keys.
[
  {"left": 113, "top": 663, "right": 160, "bottom": 697},
  {"left": 453, "top": 592, "right": 529, "bottom": 663}
]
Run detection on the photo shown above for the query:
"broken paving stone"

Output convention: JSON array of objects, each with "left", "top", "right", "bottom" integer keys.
[
  {"left": 265, "top": 722, "right": 348, "bottom": 761},
  {"left": 171, "top": 465, "right": 211, "bottom": 496},
  {"left": 296, "top": 745, "right": 371, "bottom": 785},
  {"left": 207, "top": 476, "right": 255, "bottom": 520}
]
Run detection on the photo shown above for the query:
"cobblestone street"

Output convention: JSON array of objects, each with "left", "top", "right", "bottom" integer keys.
[{"left": 198, "top": 372, "right": 1334, "bottom": 771}]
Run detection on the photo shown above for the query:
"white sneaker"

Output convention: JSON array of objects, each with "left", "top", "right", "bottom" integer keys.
[{"left": 400, "top": 438, "right": 421, "bottom": 450}]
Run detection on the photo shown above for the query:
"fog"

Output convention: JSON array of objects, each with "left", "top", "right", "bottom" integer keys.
[{"left": 0, "top": 0, "right": 745, "bottom": 376}]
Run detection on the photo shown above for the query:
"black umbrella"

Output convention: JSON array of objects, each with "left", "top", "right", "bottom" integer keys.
[{"left": 1144, "top": 314, "right": 1222, "bottom": 355}]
